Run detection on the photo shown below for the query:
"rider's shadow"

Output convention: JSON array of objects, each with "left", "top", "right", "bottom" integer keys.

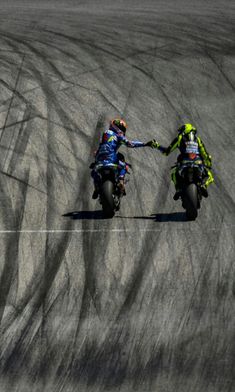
[
  {"left": 125, "top": 212, "right": 187, "bottom": 222},
  {"left": 154, "top": 212, "right": 187, "bottom": 222},
  {"left": 62, "top": 210, "right": 104, "bottom": 220},
  {"left": 63, "top": 211, "right": 187, "bottom": 222}
]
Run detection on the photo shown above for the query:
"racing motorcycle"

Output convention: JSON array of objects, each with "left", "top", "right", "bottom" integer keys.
[
  {"left": 174, "top": 159, "right": 207, "bottom": 220},
  {"left": 94, "top": 163, "right": 126, "bottom": 218}
]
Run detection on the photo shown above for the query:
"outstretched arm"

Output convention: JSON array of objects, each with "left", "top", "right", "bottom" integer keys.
[
  {"left": 147, "top": 136, "right": 180, "bottom": 155},
  {"left": 119, "top": 134, "right": 146, "bottom": 148}
]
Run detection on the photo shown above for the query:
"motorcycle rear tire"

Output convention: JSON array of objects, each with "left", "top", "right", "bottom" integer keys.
[
  {"left": 101, "top": 180, "right": 115, "bottom": 218},
  {"left": 183, "top": 183, "right": 198, "bottom": 221}
]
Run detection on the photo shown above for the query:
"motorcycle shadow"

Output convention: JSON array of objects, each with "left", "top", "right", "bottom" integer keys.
[
  {"left": 62, "top": 210, "right": 105, "bottom": 220},
  {"left": 123, "top": 212, "right": 187, "bottom": 222},
  {"left": 154, "top": 212, "right": 187, "bottom": 222}
]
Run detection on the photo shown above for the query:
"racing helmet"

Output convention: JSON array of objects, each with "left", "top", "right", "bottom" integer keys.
[
  {"left": 110, "top": 118, "right": 127, "bottom": 134},
  {"left": 178, "top": 123, "right": 197, "bottom": 135}
]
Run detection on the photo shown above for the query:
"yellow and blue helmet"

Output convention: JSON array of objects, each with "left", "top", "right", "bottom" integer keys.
[{"left": 178, "top": 123, "right": 197, "bottom": 135}]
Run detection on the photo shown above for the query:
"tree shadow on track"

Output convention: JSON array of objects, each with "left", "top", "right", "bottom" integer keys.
[
  {"left": 119, "top": 212, "right": 187, "bottom": 222},
  {"left": 62, "top": 210, "right": 105, "bottom": 220}
]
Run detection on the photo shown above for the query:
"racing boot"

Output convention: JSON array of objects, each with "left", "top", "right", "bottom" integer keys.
[
  {"left": 173, "top": 186, "right": 181, "bottom": 201},
  {"left": 92, "top": 184, "right": 99, "bottom": 199},
  {"left": 172, "top": 170, "right": 181, "bottom": 200},
  {"left": 173, "top": 191, "right": 181, "bottom": 201},
  {"left": 200, "top": 184, "right": 208, "bottom": 198},
  {"left": 118, "top": 179, "right": 126, "bottom": 196}
]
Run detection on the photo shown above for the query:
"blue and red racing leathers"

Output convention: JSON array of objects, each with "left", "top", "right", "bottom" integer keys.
[{"left": 91, "top": 127, "right": 145, "bottom": 186}]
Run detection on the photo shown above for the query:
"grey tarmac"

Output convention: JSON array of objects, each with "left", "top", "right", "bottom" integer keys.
[{"left": 0, "top": 1, "right": 234, "bottom": 391}]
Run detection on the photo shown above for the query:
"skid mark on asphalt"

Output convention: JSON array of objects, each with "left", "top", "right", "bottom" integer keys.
[{"left": 0, "top": 2, "right": 234, "bottom": 391}]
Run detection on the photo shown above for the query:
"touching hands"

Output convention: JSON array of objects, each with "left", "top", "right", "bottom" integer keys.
[{"left": 145, "top": 139, "right": 160, "bottom": 148}]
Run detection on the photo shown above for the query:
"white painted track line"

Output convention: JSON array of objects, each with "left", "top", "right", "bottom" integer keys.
[{"left": 0, "top": 226, "right": 233, "bottom": 234}]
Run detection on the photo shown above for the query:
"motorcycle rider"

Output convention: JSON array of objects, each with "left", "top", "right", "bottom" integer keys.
[
  {"left": 147, "top": 123, "right": 214, "bottom": 200},
  {"left": 91, "top": 118, "right": 148, "bottom": 199}
]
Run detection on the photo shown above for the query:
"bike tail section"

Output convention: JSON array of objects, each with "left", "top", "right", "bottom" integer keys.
[
  {"left": 94, "top": 163, "right": 122, "bottom": 218},
  {"left": 175, "top": 160, "right": 206, "bottom": 220}
]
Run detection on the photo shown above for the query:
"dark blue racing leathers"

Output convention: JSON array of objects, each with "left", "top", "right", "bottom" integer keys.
[
  {"left": 91, "top": 127, "right": 145, "bottom": 185},
  {"left": 96, "top": 128, "right": 145, "bottom": 161}
]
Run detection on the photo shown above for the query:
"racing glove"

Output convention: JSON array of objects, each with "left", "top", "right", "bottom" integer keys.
[{"left": 145, "top": 139, "right": 160, "bottom": 148}]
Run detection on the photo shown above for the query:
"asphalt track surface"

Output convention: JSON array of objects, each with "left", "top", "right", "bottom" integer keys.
[{"left": 0, "top": 0, "right": 234, "bottom": 391}]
